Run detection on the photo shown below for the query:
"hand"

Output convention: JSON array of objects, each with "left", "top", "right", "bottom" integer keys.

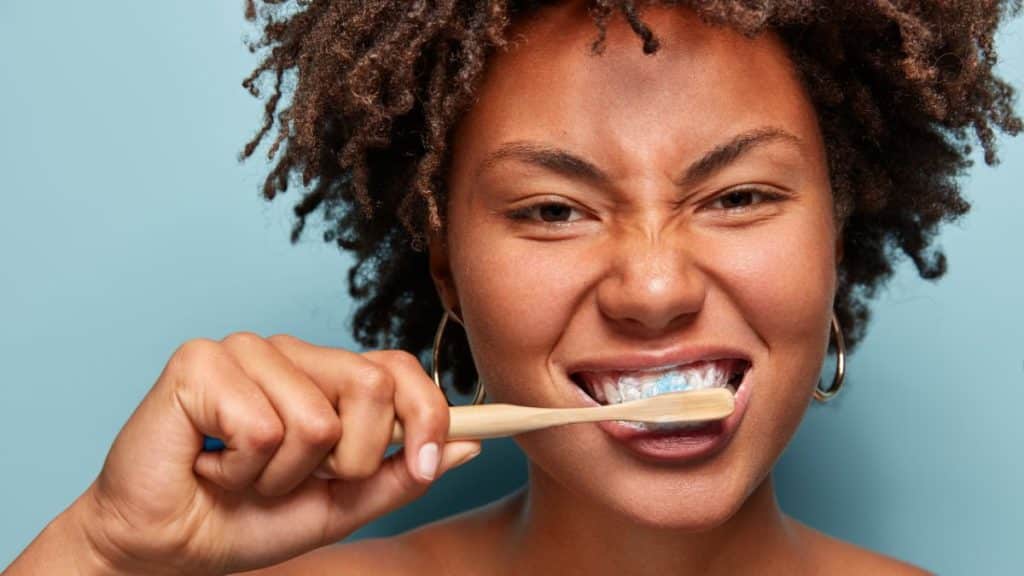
[{"left": 72, "top": 333, "right": 480, "bottom": 576}]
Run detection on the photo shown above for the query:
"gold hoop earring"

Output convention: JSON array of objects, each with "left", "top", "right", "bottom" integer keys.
[
  {"left": 432, "top": 310, "right": 487, "bottom": 406},
  {"left": 814, "top": 313, "right": 846, "bottom": 403}
]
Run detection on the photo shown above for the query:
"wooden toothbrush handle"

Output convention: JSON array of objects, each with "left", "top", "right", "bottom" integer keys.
[{"left": 390, "top": 403, "right": 561, "bottom": 445}]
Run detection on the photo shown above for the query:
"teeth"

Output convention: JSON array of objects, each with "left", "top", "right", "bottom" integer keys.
[
  {"left": 620, "top": 375, "right": 643, "bottom": 402},
  {"left": 602, "top": 381, "right": 622, "bottom": 404},
  {"left": 577, "top": 359, "right": 745, "bottom": 406}
]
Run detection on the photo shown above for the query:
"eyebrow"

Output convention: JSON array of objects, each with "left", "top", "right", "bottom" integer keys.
[{"left": 476, "top": 127, "right": 802, "bottom": 189}]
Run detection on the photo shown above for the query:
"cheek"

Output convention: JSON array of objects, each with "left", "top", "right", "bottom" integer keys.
[
  {"left": 713, "top": 211, "right": 836, "bottom": 421},
  {"left": 449, "top": 204, "right": 838, "bottom": 405},
  {"left": 715, "top": 211, "right": 836, "bottom": 346},
  {"left": 450, "top": 236, "right": 585, "bottom": 400}
]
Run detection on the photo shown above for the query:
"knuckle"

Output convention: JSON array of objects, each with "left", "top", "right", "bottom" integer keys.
[
  {"left": 297, "top": 413, "right": 342, "bottom": 448},
  {"left": 221, "top": 331, "right": 265, "bottom": 350},
  {"left": 385, "top": 350, "right": 425, "bottom": 372},
  {"left": 172, "top": 338, "right": 220, "bottom": 367},
  {"left": 409, "top": 399, "right": 449, "bottom": 433},
  {"left": 243, "top": 418, "right": 285, "bottom": 453},
  {"left": 267, "top": 333, "right": 301, "bottom": 349},
  {"left": 348, "top": 364, "right": 395, "bottom": 402},
  {"left": 169, "top": 338, "right": 223, "bottom": 382}
]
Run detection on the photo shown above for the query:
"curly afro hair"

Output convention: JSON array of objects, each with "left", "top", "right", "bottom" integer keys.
[{"left": 240, "top": 0, "right": 1021, "bottom": 395}]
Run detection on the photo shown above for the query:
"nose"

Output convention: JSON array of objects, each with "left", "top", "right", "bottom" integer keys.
[{"left": 595, "top": 229, "right": 707, "bottom": 335}]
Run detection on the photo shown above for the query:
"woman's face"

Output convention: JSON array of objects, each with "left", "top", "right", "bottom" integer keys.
[{"left": 431, "top": 3, "right": 839, "bottom": 529}]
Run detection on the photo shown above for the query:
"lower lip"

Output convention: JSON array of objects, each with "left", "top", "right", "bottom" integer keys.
[{"left": 586, "top": 371, "right": 753, "bottom": 463}]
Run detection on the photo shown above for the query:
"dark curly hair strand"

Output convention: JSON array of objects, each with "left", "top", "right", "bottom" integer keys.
[{"left": 239, "top": 0, "right": 1022, "bottom": 394}]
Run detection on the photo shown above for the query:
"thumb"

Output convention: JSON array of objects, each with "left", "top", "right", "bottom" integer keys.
[{"left": 322, "top": 441, "right": 482, "bottom": 538}]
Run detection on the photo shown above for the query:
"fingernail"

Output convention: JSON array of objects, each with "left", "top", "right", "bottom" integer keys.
[{"left": 417, "top": 442, "right": 440, "bottom": 481}]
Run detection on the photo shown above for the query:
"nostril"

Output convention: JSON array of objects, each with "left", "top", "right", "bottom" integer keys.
[{"left": 594, "top": 270, "right": 707, "bottom": 335}]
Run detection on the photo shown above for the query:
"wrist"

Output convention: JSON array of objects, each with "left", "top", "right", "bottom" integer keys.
[
  {"left": 57, "top": 488, "right": 132, "bottom": 576},
  {"left": 66, "top": 484, "right": 206, "bottom": 576},
  {"left": 3, "top": 490, "right": 130, "bottom": 576}
]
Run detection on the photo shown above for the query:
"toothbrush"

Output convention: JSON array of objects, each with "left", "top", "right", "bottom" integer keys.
[{"left": 203, "top": 388, "right": 734, "bottom": 451}]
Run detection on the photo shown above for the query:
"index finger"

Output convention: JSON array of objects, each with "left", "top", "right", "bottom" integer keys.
[{"left": 362, "top": 350, "right": 454, "bottom": 483}]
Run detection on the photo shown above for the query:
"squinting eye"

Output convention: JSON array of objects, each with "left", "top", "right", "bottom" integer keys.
[
  {"left": 508, "top": 202, "right": 584, "bottom": 224},
  {"left": 707, "top": 188, "right": 776, "bottom": 211}
]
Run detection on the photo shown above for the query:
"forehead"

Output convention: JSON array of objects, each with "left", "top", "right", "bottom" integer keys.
[{"left": 448, "top": 3, "right": 822, "bottom": 184}]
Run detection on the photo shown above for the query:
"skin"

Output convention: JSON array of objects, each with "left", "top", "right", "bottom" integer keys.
[
  {"left": 403, "top": 3, "right": 921, "bottom": 574},
  {"left": 300, "top": 3, "right": 926, "bottom": 574},
  {"left": 435, "top": 0, "right": 839, "bottom": 538},
  {"left": 4, "top": 3, "right": 930, "bottom": 576}
]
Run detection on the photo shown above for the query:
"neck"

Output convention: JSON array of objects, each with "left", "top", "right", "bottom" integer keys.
[{"left": 499, "top": 465, "right": 804, "bottom": 576}]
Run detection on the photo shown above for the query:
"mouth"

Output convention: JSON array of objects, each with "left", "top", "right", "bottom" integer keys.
[
  {"left": 564, "top": 353, "right": 755, "bottom": 460},
  {"left": 570, "top": 358, "right": 752, "bottom": 407}
]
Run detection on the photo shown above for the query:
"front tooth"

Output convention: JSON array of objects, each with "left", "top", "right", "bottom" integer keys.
[
  {"left": 619, "top": 374, "right": 643, "bottom": 402},
  {"left": 641, "top": 377, "right": 657, "bottom": 399},
  {"left": 602, "top": 380, "right": 622, "bottom": 404},
  {"left": 656, "top": 372, "right": 685, "bottom": 395},
  {"left": 610, "top": 361, "right": 735, "bottom": 401}
]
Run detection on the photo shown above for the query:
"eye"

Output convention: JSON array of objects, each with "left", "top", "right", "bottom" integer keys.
[
  {"left": 507, "top": 201, "right": 585, "bottom": 224},
  {"left": 705, "top": 188, "right": 781, "bottom": 212}
]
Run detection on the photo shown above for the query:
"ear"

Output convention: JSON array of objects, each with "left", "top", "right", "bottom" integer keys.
[{"left": 428, "top": 226, "right": 463, "bottom": 325}]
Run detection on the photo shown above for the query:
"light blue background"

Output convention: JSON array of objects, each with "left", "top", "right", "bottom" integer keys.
[{"left": 1, "top": 3, "right": 1021, "bottom": 573}]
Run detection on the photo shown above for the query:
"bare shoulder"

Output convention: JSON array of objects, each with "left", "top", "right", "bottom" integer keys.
[
  {"left": 234, "top": 533, "right": 437, "bottom": 576},
  {"left": 790, "top": 517, "right": 932, "bottom": 575},
  {"left": 239, "top": 493, "right": 520, "bottom": 576}
]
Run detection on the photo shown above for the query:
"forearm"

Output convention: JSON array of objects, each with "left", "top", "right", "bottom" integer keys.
[{"left": 3, "top": 496, "right": 117, "bottom": 576}]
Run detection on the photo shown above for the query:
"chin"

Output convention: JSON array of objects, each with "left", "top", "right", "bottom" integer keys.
[
  {"left": 596, "top": 464, "right": 759, "bottom": 531},
  {"left": 522, "top": 423, "right": 769, "bottom": 533}
]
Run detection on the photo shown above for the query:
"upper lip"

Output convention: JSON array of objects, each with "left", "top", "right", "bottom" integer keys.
[{"left": 563, "top": 345, "right": 753, "bottom": 375}]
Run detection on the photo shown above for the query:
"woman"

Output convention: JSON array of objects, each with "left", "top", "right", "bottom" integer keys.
[{"left": 6, "top": 1, "right": 1020, "bottom": 574}]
